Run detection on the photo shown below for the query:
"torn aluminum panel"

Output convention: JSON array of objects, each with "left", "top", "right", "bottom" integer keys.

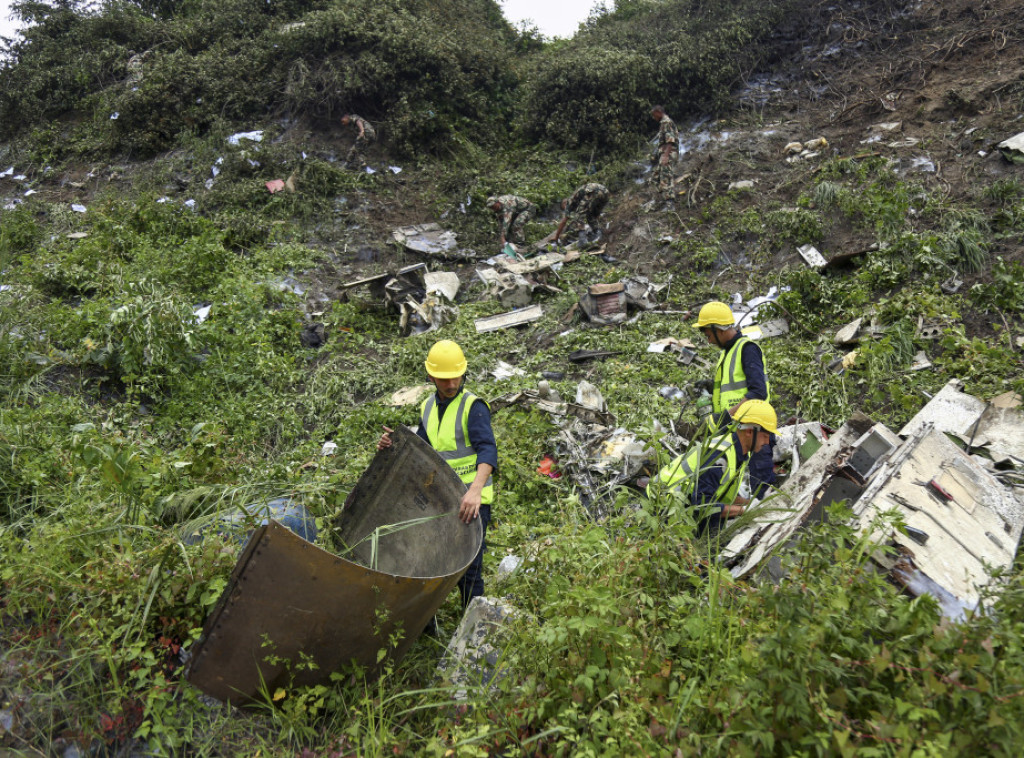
[
  {"left": 424, "top": 272, "right": 460, "bottom": 301},
  {"left": 853, "top": 425, "right": 1024, "bottom": 618},
  {"left": 392, "top": 223, "right": 468, "bottom": 259},
  {"left": 185, "top": 427, "right": 482, "bottom": 703},
  {"left": 899, "top": 379, "right": 1024, "bottom": 464},
  {"left": 722, "top": 413, "right": 879, "bottom": 578},
  {"left": 494, "top": 252, "right": 564, "bottom": 276},
  {"left": 474, "top": 304, "right": 544, "bottom": 333},
  {"left": 997, "top": 131, "right": 1024, "bottom": 164},
  {"left": 621, "top": 276, "right": 665, "bottom": 310},
  {"left": 797, "top": 244, "right": 827, "bottom": 268},
  {"left": 741, "top": 319, "right": 790, "bottom": 340}
]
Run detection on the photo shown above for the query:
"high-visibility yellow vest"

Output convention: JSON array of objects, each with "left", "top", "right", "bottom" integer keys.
[
  {"left": 649, "top": 433, "right": 744, "bottom": 505},
  {"left": 712, "top": 336, "right": 771, "bottom": 414},
  {"left": 421, "top": 389, "right": 494, "bottom": 505}
]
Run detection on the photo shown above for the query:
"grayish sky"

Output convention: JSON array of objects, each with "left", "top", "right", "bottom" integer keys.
[
  {"left": 502, "top": 0, "right": 602, "bottom": 38},
  {"left": 1, "top": 0, "right": 18, "bottom": 41},
  {"left": 0, "top": 0, "right": 601, "bottom": 46}
]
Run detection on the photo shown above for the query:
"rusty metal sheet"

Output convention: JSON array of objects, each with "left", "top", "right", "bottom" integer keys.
[{"left": 186, "top": 427, "right": 481, "bottom": 703}]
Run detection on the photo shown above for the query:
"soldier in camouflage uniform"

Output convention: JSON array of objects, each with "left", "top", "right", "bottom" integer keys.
[
  {"left": 650, "top": 105, "right": 678, "bottom": 194},
  {"left": 553, "top": 183, "right": 609, "bottom": 244},
  {"left": 487, "top": 195, "right": 536, "bottom": 246},
  {"left": 341, "top": 114, "right": 376, "bottom": 169}
]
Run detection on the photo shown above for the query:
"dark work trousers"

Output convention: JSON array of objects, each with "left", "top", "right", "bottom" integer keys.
[
  {"left": 458, "top": 504, "right": 491, "bottom": 608},
  {"left": 748, "top": 435, "right": 777, "bottom": 498}
]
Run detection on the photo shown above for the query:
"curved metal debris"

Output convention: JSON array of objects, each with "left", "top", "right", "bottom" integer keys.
[{"left": 185, "top": 427, "right": 481, "bottom": 703}]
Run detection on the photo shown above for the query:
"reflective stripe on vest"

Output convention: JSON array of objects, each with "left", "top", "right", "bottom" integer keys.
[
  {"left": 421, "top": 390, "right": 494, "bottom": 504},
  {"left": 712, "top": 336, "right": 770, "bottom": 414},
  {"left": 653, "top": 433, "right": 743, "bottom": 505}
]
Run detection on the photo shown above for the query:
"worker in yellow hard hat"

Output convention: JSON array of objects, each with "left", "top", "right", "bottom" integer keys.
[
  {"left": 378, "top": 339, "right": 497, "bottom": 608},
  {"left": 692, "top": 301, "right": 776, "bottom": 497},
  {"left": 648, "top": 399, "right": 777, "bottom": 532}
]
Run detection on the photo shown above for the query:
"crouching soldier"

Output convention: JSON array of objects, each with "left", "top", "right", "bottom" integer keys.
[
  {"left": 553, "top": 183, "right": 609, "bottom": 244},
  {"left": 487, "top": 194, "right": 536, "bottom": 247}
]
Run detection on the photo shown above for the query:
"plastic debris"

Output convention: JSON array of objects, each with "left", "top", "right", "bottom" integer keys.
[
  {"left": 193, "top": 304, "right": 212, "bottom": 324},
  {"left": 365, "top": 166, "right": 376, "bottom": 174},
  {"left": 266, "top": 179, "right": 286, "bottom": 194},
  {"left": 320, "top": 442, "right": 338, "bottom": 456},
  {"left": 184, "top": 199, "right": 196, "bottom": 209},
  {"left": 536, "top": 456, "right": 561, "bottom": 479},
  {"left": 389, "top": 166, "right": 402, "bottom": 174},
  {"left": 110, "top": 112, "right": 119, "bottom": 120},
  {"left": 71, "top": 204, "right": 87, "bottom": 213},
  {"left": 0, "top": 167, "right": 13, "bottom": 177}
]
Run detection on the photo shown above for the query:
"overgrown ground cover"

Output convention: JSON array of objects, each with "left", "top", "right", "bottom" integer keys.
[{"left": 3, "top": 0, "right": 1024, "bottom": 755}]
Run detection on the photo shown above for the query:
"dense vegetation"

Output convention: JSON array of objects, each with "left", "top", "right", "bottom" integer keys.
[{"left": 2, "top": 0, "right": 1024, "bottom": 755}]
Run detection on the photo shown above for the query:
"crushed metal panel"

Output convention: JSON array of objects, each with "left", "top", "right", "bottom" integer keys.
[
  {"left": 474, "top": 304, "right": 543, "bottom": 333},
  {"left": 854, "top": 427, "right": 1024, "bottom": 616},
  {"left": 186, "top": 427, "right": 481, "bottom": 703},
  {"left": 392, "top": 223, "right": 462, "bottom": 258},
  {"left": 723, "top": 414, "right": 877, "bottom": 577},
  {"left": 797, "top": 244, "right": 827, "bottom": 268},
  {"left": 741, "top": 319, "right": 790, "bottom": 340},
  {"left": 495, "top": 252, "right": 564, "bottom": 276},
  {"left": 899, "top": 379, "right": 1024, "bottom": 463}
]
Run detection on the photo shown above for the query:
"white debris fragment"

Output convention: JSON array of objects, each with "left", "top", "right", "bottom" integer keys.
[
  {"left": 365, "top": 166, "right": 376, "bottom": 174},
  {"left": 71, "top": 204, "right": 87, "bottom": 213},
  {"left": 24, "top": 189, "right": 36, "bottom": 197},
  {"left": 227, "top": 130, "right": 263, "bottom": 145},
  {"left": 0, "top": 167, "right": 14, "bottom": 177},
  {"left": 389, "top": 166, "right": 402, "bottom": 174},
  {"left": 193, "top": 304, "right": 212, "bottom": 324},
  {"left": 491, "top": 361, "right": 526, "bottom": 381},
  {"left": 211, "top": 166, "right": 220, "bottom": 177},
  {"left": 184, "top": 199, "right": 196, "bottom": 209},
  {"left": 110, "top": 112, "right": 119, "bottom": 120},
  {"left": 320, "top": 441, "right": 338, "bottom": 456},
  {"left": 204, "top": 178, "right": 214, "bottom": 190},
  {"left": 156, "top": 197, "right": 169, "bottom": 203}
]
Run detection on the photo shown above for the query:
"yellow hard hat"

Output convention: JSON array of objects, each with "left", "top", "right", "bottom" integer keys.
[
  {"left": 693, "top": 301, "right": 735, "bottom": 328},
  {"left": 732, "top": 399, "right": 778, "bottom": 434},
  {"left": 424, "top": 340, "right": 467, "bottom": 379}
]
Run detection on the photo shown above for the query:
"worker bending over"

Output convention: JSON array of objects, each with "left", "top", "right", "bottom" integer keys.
[{"left": 649, "top": 399, "right": 777, "bottom": 533}]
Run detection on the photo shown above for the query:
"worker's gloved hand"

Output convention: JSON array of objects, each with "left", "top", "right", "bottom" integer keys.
[{"left": 692, "top": 379, "right": 713, "bottom": 394}]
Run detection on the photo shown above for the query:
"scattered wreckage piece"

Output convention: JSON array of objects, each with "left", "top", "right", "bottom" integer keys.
[
  {"left": 797, "top": 244, "right": 827, "bottom": 268},
  {"left": 474, "top": 304, "right": 544, "bottom": 333},
  {"left": 392, "top": 223, "right": 474, "bottom": 260},
  {"left": 494, "top": 252, "right": 564, "bottom": 276},
  {"left": 996, "top": 131, "right": 1024, "bottom": 164},
  {"left": 185, "top": 427, "right": 482, "bottom": 703},
  {"left": 437, "top": 596, "right": 520, "bottom": 700},
  {"left": 834, "top": 315, "right": 886, "bottom": 346},
  {"left": 722, "top": 413, "right": 877, "bottom": 580},
  {"left": 741, "top": 318, "right": 790, "bottom": 340},
  {"left": 852, "top": 423, "right": 1024, "bottom": 619},
  {"left": 491, "top": 383, "right": 615, "bottom": 427},
  {"left": 724, "top": 383, "right": 1024, "bottom": 619},
  {"left": 477, "top": 268, "right": 534, "bottom": 309},
  {"left": 899, "top": 379, "right": 1024, "bottom": 464},
  {"left": 387, "top": 384, "right": 433, "bottom": 407},
  {"left": 568, "top": 349, "right": 621, "bottom": 363},
  {"left": 578, "top": 276, "right": 666, "bottom": 325}
]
